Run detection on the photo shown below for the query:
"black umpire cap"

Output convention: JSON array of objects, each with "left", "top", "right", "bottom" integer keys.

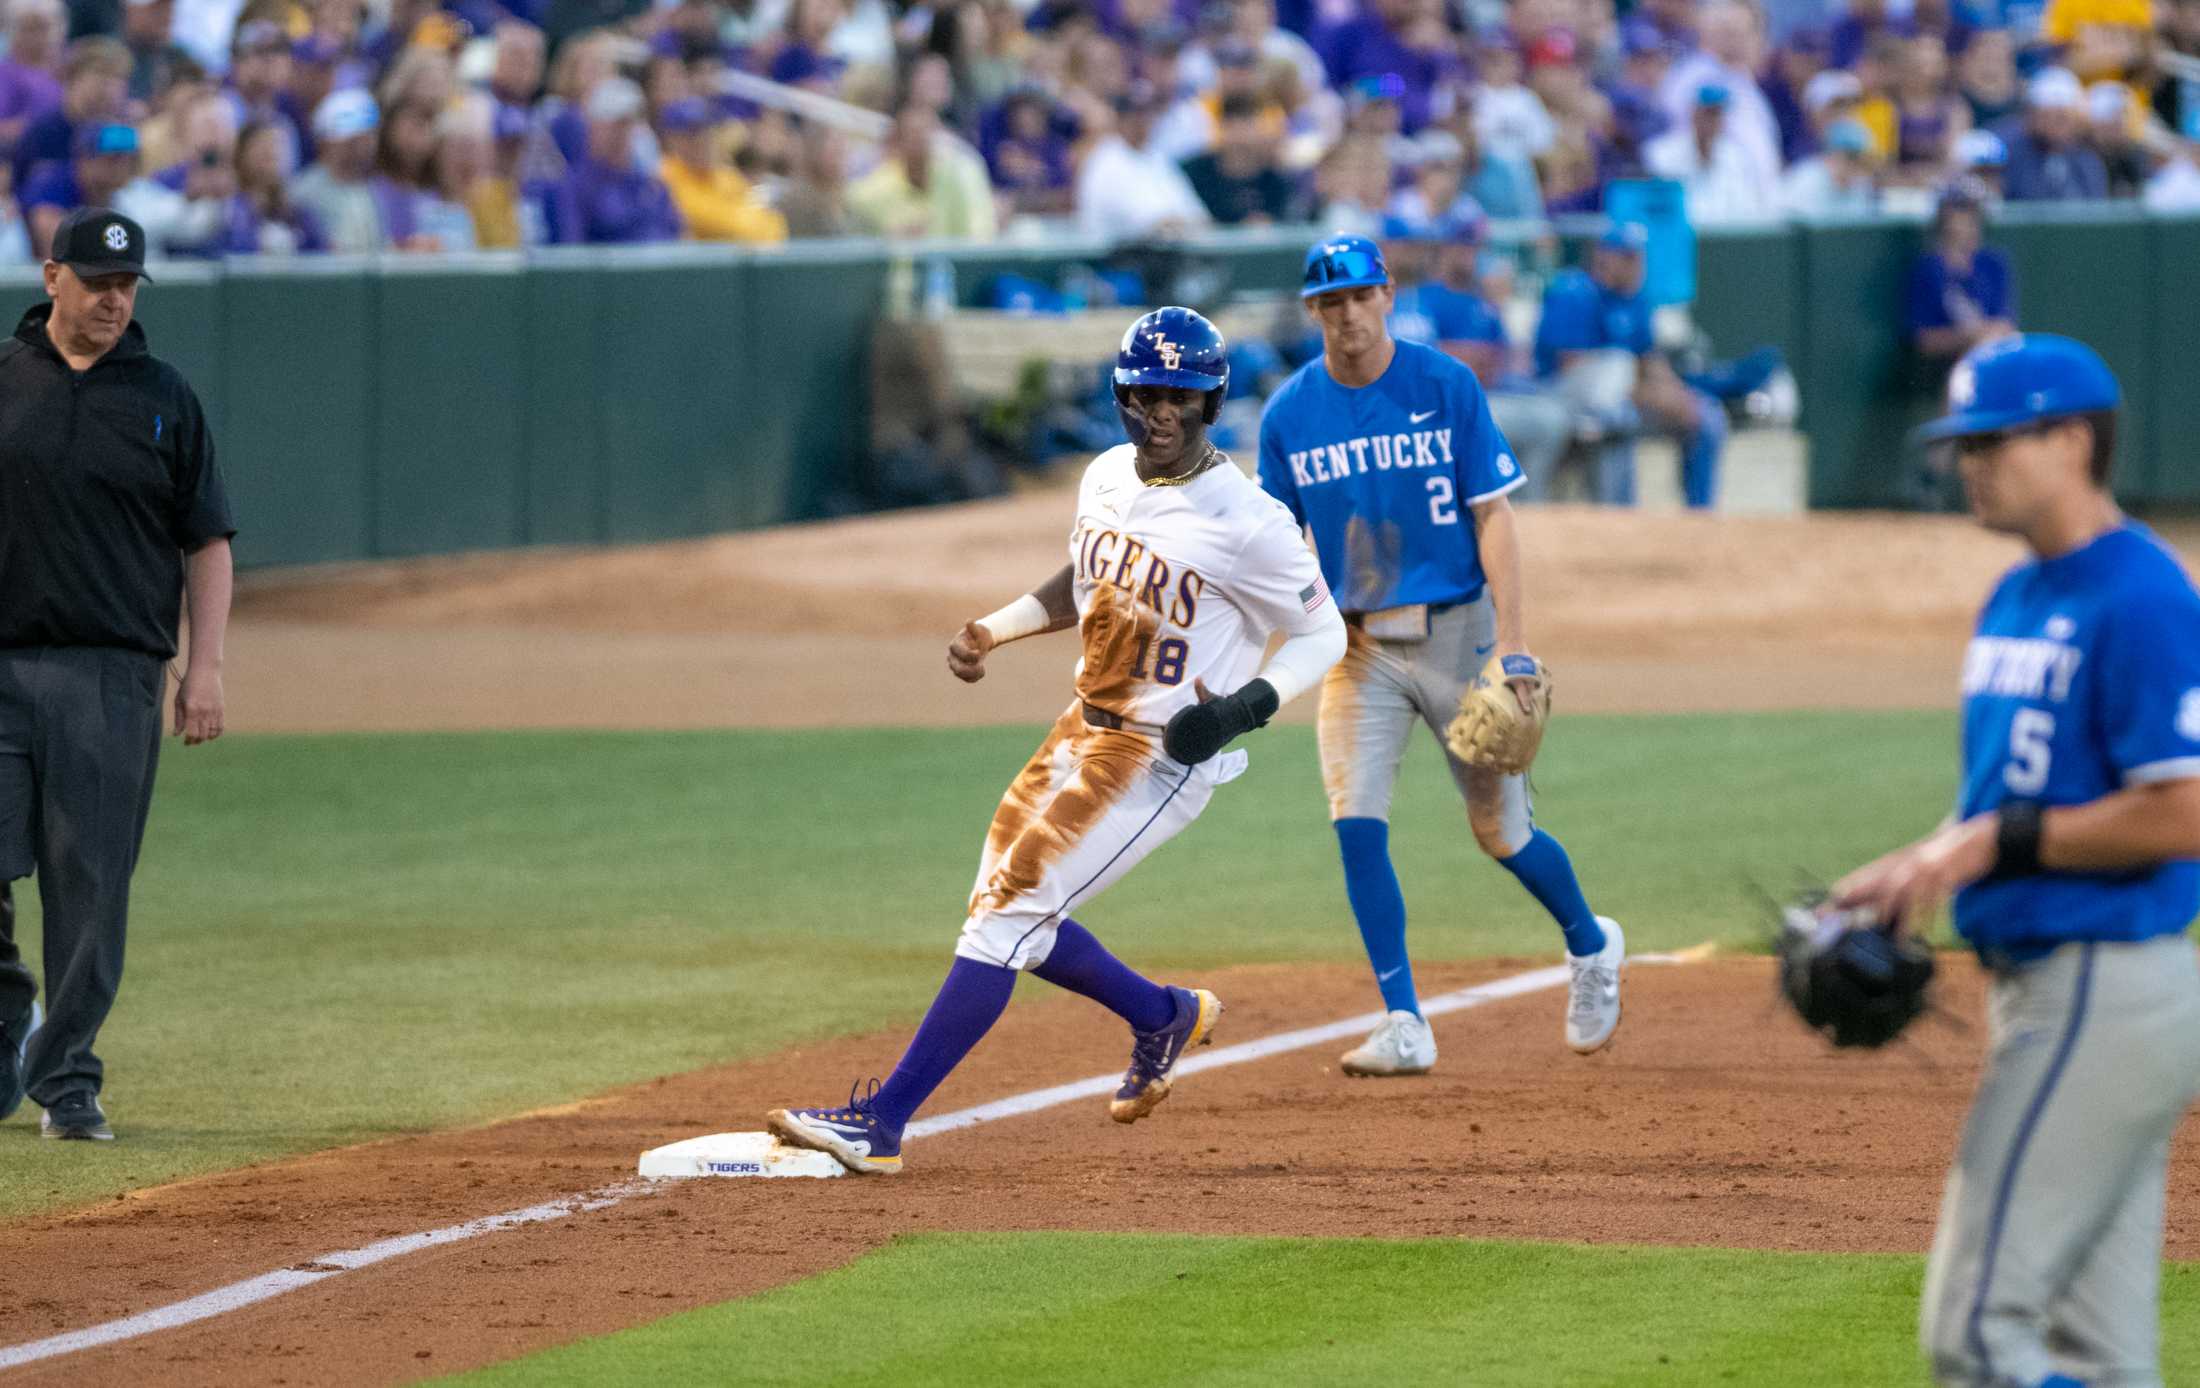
[{"left": 48, "top": 207, "right": 152, "bottom": 283}]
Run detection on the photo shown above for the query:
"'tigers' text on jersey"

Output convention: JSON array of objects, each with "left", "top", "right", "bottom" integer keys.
[{"left": 1075, "top": 522, "right": 1206, "bottom": 627}]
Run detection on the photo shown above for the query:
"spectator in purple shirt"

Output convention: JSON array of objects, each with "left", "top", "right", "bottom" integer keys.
[
  {"left": 1638, "top": 0, "right": 1699, "bottom": 49},
  {"left": 771, "top": 0, "right": 849, "bottom": 92},
  {"left": 287, "top": 34, "right": 344, "bottom": 167},
  {"left": 1906, "top": 181, "right": 2015, "bottom": 361},
  {"left": 986, "top": 87, "right": 1073, "bottom": 215},
  {"left": 0, "top": 0, "right": 67, "bottom": 157},
  {"left": 559, "top": 76, "right": 680, "bottom": 243},
  {"left": 1894, "top": 34, "right": 1967, "bottom": 178},
  {"left": 1603, "top": 18, "right": 1676, "bottom": 173},
  {"left": 20, "top": 120, "right": 137, "bottom": 256},
  {"left": 222, "top": 21, "right": 303, "bottom": 176},
  {"left": 221, "top": 117, "right": 326, "bottom": 253},
  {"left": 543, "top": 28, "right": 618, "bottom": 167},
  {"left": 1999, "top": 66, "right": 2110, "bottom": 200},
  {"left": 12, "top": 34, "right": 127, "bottom": 192},
  {"left": 1830, "top": 0, "right": 1913, "bottom": 69},
  {"left": 1318, "top": 0, "right": 1464, "bottom": 132},
  {"left": 1761, "top": 26, "right": 1826, "bottom": 164},
  {"left": 370, "top": 98, "right": 431, "bottom": 248}
]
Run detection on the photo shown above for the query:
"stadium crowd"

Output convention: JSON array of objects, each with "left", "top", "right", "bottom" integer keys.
[{"left": 0, "top": 0, "right": 2195, "bottom": 259}]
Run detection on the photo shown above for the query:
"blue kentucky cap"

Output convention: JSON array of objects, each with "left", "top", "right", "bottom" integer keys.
[
  {"left": 1915, "top": 334, "right": 2120, "bottom": 442},
  {"left": 1301, "top": 234, "right": 1390, "bottom": 299}
]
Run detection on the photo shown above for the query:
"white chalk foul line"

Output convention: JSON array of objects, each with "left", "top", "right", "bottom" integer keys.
[
  {"left": 0, "top": 1184, "right": 646, "bottom": 1373},
  {"left": 0, "top": 950, "right": 1703, "bottom": 1373}
]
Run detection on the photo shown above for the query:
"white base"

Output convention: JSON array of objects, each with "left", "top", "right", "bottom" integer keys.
[{"left": 637, "top": 1130, "right": 847, "bottom": 1180}]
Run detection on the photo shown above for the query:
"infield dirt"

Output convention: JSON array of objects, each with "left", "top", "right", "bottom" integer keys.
[
  {"left": 222, "top": 495, "right": 2200, "bottom": 732},
  {"left": 9, "top": 498, "right": 2200, "bottom": 1384},
  {"left": 15, "top": 956, "right": 2200, "bottom": 1387}
]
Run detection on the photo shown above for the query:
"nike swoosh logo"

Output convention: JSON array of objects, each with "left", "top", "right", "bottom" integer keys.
[
  {"left": 803, "top": 1117, "right": 871, "bottom": 1136},
  {"left": 1409, "top": 410, "right": 1437, "bottom": 424},
  {"left": 1474, "top": 642, "right": 1494, "bottom": 656},
  {"left": 1376, "top": 966, "right": 1403, "bottom": 982}
]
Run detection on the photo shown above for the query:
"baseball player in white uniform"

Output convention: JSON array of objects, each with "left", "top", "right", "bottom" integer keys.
[{"left": 768, "top": 307, "right": 1347, "bottom": 1174}]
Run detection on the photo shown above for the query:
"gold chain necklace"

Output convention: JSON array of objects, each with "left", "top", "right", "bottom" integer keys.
[{"left": 1141, "top": 443, "right": 1223, "bottom": 488}]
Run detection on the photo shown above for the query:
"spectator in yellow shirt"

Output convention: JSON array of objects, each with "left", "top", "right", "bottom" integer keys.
[
  {"left": 1853, "top": 34, "right": 1904, "bottom": 159},
  {"left": 656, "top": 98, "right": 787, "bottom": 243},
  {"left": 2044, "top": 0, "right": 2152, "bottom": 78},
  {"left": 844, "top": 99, "right": 998, "bottom": 240}
]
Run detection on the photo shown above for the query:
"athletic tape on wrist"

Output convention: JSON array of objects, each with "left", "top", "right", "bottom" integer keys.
[{"left": 975, "top": 593, "right": 1050, "bottom": 646}]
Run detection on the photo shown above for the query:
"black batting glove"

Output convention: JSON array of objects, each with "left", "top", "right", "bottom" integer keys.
[{"left": 1162, "top": 678, "right": 1281, "bottom": 766}]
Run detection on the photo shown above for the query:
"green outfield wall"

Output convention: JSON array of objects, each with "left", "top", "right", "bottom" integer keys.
[{"left": 2, "top": 211, "right": 2191, "bottom": 567}]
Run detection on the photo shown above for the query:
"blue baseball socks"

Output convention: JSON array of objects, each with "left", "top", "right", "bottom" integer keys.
[
  {"left": 1498, "top": 829, "right": 1606, "bottom": 957},
  {"left": 868, "top": 956, "right": 1015, "bottom": 1135},
  {"left": 1335, "top": 818, "right": 1420, "bottom": 1015},
  {"left": 1032, "top": 919, "right": 1176, "bottom": 1031}
]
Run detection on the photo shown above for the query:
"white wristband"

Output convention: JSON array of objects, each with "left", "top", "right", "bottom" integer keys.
[{"left": 976, "top": 593, "right": 1051, "bottom": 645}]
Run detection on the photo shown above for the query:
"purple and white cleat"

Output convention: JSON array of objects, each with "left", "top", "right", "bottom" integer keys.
[
  {"left": 767, "top": 1080, "right": 904, "bottom": 1175},
  {"left": 1110, "top": 987, "right": 1223, "bottom": 1124}
]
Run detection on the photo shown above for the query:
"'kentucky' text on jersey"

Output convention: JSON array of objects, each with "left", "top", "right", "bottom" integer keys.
[{"left": 1256, "top": 339, "right": 1523, "bottom": 613}]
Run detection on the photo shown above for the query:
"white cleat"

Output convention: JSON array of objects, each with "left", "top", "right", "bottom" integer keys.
[
  {"left": 1565, "top": 917, "right": 1625, "bottom": 1054},
  {"left": 1340, "top": 1009, "right": 1437, "bottom": 1077}
]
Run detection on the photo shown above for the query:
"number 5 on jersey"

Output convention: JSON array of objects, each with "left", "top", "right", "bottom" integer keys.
[{"left": 2006, "top": 708, "right": 2054, "bottom": 794}]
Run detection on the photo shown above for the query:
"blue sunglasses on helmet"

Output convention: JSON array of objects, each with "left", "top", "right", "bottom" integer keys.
[{"left": 1301, "top": 236, "right": 1391, "bottom": 299}]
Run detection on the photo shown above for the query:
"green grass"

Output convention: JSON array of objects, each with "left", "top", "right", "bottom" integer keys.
[
  {"left": 437, "top": 1231, "right": 2200, "bottom": 1386},
  {"left": 0, "top": 713, "right": 1960, "bottom": 1216}
]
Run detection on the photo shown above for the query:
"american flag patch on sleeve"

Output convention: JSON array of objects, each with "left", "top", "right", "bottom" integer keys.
[{"left": 1300, "top": 575, "right": 1330, "bottom": 613}]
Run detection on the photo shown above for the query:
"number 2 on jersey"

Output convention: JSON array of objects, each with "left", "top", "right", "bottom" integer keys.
[
  {"left": 2005, "top": 708, "right": 2054, "bottom": 794},
  {"left": 1131, "top": 635, "right": 1189, "bottom": 686},
  {"left": 1427, "top": 476, "right": 1457, "bottom": 526}
]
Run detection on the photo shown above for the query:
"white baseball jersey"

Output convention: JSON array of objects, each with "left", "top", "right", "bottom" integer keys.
[
  {"left": 1068, "top": 445, "right": 1334, "bottom": 728},
  {"left": 954, "top": 444, "right": 1334, "bottom": 973}
]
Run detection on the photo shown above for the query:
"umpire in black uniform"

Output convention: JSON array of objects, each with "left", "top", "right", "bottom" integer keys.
[{"left": 0, "top": 207, "right": 235, "bottom": 1141}]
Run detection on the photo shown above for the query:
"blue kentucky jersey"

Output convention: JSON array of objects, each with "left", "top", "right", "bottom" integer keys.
[
  {"left": 1256, "top": 340, "right": 1524, "bottom": 612},
  {"left": 1953, "top": 523, "right": 2200, "bottom": 960}
]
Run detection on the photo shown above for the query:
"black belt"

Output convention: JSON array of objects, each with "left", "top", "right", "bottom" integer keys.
[{"left": 1082, "top": 701, "right": 1166, "bottom": 736}]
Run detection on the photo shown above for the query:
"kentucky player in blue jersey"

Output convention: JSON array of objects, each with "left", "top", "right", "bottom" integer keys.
[
  {"left": 1533, "top": 222, "right": 1727, "bottom": 509},
  {"left": 1258, "top": 235, "right": 1625, "bottom": 1076},
  {"left": 1831, "top": 335, "right": 2200, "bottom": 1388}
]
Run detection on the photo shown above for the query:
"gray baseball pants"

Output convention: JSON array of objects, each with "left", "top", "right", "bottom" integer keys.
[
  {"left": 1921, "top": 933, "right": 2200, "bottom": 1387},
  {"left": 0, "top": 647, "right": 166, "bottom": 1106},
  {"left": 1317, "top": 595, "right": 1532, "bottom": 854}
]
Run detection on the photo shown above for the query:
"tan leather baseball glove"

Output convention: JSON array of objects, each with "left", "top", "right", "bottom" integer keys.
[{"left": 1443, "top": 654, "right": 1554, "bottom": 775}]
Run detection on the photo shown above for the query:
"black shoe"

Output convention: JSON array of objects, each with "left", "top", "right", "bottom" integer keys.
[{"left": 40, "top": 1093, "right": 112, "bottom": 1141}]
